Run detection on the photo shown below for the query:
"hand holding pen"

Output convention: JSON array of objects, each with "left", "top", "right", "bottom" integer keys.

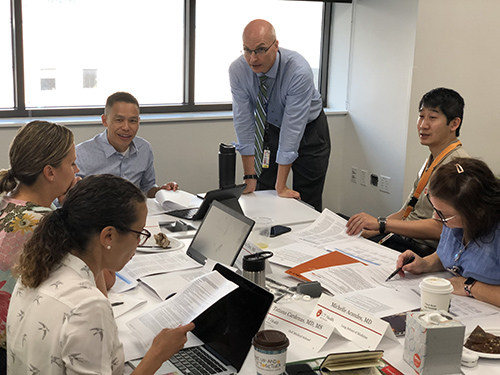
[{"left": 385, "top": 254, "right": 416, "bottom": 281}]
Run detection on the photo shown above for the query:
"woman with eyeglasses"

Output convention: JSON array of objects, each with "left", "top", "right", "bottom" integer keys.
[
  {"left": 7, "top": 174, "right": 194, "bottom": 374},
  {"left": 396, "top": 157, "right": 500, "bottom": 307}
]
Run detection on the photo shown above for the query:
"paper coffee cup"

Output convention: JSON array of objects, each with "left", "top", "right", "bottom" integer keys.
[
  {"left": 419, "top": 277, "right": 453, "bottom": 311},
  {"left": 253, "top": 330, "right": 289, "bottom": 375}
]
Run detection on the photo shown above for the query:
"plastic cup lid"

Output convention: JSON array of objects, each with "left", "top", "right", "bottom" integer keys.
[{"left": 419, "top": 276, "right": 453, "bottom": 294}]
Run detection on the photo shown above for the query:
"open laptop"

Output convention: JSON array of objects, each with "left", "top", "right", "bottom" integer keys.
[
  {"left": 167, "top": 184, "right": 247, "bottom": 221},
  {"left": 185, "top": 200, "right": 254, "bottom": 267},
  {"left": 138, "top": 263, "right": 274, "bottom": 375}
]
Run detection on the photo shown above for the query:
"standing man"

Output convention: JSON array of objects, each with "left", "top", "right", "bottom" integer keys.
[
  {"left": 76, "top": 92, "right": 178, "bottom": 198},
  {"left": 346, "top": 88, "right": 469, "bottom": 256},
  {"left": 229, "top": 19, "right": 331, "bottom": 211}
]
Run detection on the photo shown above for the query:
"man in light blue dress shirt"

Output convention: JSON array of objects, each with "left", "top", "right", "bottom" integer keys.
[
  {"left": 76, "top": 92, "right": 178, "bottom": 198},
  {"left": 229, "top": 19, "right": 331, "bottom": 212}
]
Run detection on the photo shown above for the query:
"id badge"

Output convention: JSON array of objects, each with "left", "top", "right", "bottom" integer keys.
[{"left": 262, "top": 149, "right": 270, "bottom": 169}]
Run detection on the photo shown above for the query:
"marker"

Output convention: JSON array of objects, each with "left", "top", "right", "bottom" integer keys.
[{"left": 385, "top": 255, "right": 415, "bottom": 282}]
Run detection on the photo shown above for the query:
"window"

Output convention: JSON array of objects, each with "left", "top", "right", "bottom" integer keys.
[
  {"left": 195, "top": 0, "right": 323, "bottom": 104},
  {"left": 2, "top": 0, "right": 345, "bottom": 118}
]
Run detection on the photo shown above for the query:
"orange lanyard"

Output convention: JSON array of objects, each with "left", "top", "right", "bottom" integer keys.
[{"left": 402, "top": 140, "right": 462, "bottom": 219}]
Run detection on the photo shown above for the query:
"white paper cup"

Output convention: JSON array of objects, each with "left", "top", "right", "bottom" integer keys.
[
  {"left": 419, "top": 277, "right": 453, "bottom": 311},
  {"left": 251, "top": 217, "right": 273, "bottom": 249},
  {"left": 253, "top": 330, "right": 289, "bottom": 375}
]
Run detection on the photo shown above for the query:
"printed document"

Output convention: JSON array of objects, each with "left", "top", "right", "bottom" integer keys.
[
  {"left": 127, "top": 271, "right": 238, "bottom": 348},
  {"left": 291, "top": 209, "right": 354, "bottom": 246},
  {"left": 121, "top": 251, "right": 202, "bottom": 280}
]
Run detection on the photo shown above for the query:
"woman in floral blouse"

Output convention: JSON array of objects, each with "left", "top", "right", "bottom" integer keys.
[{"left": 0, "top": 120, "right": 79, "bottom": 372}]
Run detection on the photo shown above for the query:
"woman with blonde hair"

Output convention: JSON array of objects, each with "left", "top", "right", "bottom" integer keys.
[
  {"left": 7, "top": 174, "right": 193, "bottom": 374},
  {"left": 0, "top": 120, "right": 80, "bottom": 371}
]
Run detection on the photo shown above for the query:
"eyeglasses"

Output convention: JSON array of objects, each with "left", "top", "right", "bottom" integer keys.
[
  {"left": 242, "top": 40, "right": 276, "bottom": 56},
  {"left": 426, "top": 195, "right": 457, "bottom": 225},
  {"left": 118, "top": 227, "right": 152, "bottom": 246}
]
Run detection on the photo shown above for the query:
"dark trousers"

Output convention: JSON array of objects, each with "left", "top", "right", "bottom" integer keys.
[
  {"left": 0, "top": 347, "right": 5, "bottom": 375},
  {"left": 336, "top": 213, "right": 436, "bottom": 257},
  {"left": 257, "top": 110, "right": 331, "bottom": 212},
  {"left": 368, "top": 233, "right": 436, "bottom": 257}
]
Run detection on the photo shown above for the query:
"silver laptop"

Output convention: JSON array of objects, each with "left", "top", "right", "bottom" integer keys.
[{"left": 185, "top": 200, "right": 254, "bottom": 267}]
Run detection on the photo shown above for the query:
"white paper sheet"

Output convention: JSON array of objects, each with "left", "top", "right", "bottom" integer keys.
[
  {"left": 332, "top": 287, "right": 420, "bottom": 318},
  {"left": 325, "top": 238, "right": 399, "bottom": 266},
  {"left": 139, "top": 265, "right": 214, "bottom": 300},
  {"left": 121, "top": 251, "right": 202, "bottom": 280},
  {"left": 108, "top": 293, "right": 147, "bottom": 318},
  {"left": 112, "top": 270, "right": 138, "bottom": 292},
  {"left": 291, "top": 209, "right": 357, "bottom": 246},
  {"left": 268, "top": 243, "right": 329, "bottom": 268},
  {"left": 146, "top": 190, "right": 201, "bottom": 215},
  {"left": 127, "top": 271, "right": 238, "bottom": 349}
]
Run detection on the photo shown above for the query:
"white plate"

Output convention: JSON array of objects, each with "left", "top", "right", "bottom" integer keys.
[
  {"left": 464, "top": 327, "right": 500, "bottom": 359},
  {"left": 136, "top": 237, "right": 184, "bottom": 253}
]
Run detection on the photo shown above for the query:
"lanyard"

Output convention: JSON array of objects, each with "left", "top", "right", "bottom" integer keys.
[
  {"left": 262, "top": 50, "right": 281, "bottom": 114},
  {"left": 402, "top": 140, "right": 462, "bottom": 219}
]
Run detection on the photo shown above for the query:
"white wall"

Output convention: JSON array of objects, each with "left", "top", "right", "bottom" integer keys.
[
  {"left": 338, "top": 0, "right": 419, "bottom": 217},
  {"left": 404, "top": 0, "right": 500, "bottom": 194}
]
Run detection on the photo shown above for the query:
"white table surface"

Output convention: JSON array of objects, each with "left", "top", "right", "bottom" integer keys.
[{"left": 119, "top": 190, "right": 500, "bottom": 375}]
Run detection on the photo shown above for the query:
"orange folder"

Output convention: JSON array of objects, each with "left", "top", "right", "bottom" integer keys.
[{"left": 285, "top": 251, "right": 366, "bottom": 281}]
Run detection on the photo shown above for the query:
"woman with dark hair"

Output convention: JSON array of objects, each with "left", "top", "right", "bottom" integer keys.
[
  {"left": 7, "top": 174, "right": 194, "bottom": 374},
  {"left": 396, "top": 157, "right": 500, "bottom": 307},
  {"left": 0, "top": 120, "right": 80, "bottom": 371}
]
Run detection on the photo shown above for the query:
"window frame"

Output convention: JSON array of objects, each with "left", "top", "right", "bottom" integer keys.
[{"left": 3, "top": 0, "right": 335, "bottom": 119}]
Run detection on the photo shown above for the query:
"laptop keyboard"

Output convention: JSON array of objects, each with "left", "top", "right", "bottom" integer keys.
[
  {"left": 169, "top": 346, "right": 228, "bottom": 375},
  {"left": 167, "top": 208, "right": 198, "bottom": 220}
]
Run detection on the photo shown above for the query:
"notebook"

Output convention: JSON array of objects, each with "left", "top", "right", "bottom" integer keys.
[
  {"left": 186, "top": 200, "right": 254, "bottom": 267},
  {"left": 130, "top": 262, "right": 274, "bottom": 375},
  {"left": 166, "top": 184, "right": 247, "bottom": 221}
]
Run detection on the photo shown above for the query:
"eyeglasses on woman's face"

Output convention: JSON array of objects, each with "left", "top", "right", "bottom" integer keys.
[
  {"left": 118, "top": 227, "right": 151, "bottom": 246},
  {"left": 426, "top": 194, "right": 457, "bottom": 225}
]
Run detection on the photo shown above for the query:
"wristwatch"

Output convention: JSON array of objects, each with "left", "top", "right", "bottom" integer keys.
[
  {"left": 464, "top": 277, "right": 476, "bottom": 298},
  {"left": 377, "top": 217, "right": 387, "bottom": 234},
  {"left": 243, "top": 174, "right": 258, "bottom": 180}
]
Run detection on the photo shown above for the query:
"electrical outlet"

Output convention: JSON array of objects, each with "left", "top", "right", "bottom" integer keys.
[
  {"left": 360, "top": 169, "right": 368, "bottom": 186},
  {"left": 380, "top": 175, "right": 391, "bottom": 193},
  {"left": 351, "top": 167, "right": 358, "bottom": 183}
]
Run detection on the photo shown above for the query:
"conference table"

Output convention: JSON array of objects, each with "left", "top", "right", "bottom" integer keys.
[{"left": 116, "top": 190, "right": 500, "bottom": 375}]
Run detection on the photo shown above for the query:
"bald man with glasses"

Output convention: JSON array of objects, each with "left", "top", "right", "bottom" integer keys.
[{"left": 229, "top": 19, "right": 331, "bottom": 212}]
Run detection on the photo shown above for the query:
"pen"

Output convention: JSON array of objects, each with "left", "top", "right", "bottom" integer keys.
[
  {"left": 385, "top": 255, "right": 415, "bottom": 282},
  {"left": 111, "top": 302, "right": 124, "bottom": 307},
  {"left": 378, "top": 232, "right": 394, "bottom": 245},
  {"left": 165, "top": 292, "right": 177, "bottom": 300}
]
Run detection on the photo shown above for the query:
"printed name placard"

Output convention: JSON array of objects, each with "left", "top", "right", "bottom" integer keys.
[
  {"left": 312, "top": 294, "right": 397, "bottom": 349},
  {"left": 265, "top": 303, "right": 334, "bottom": 351}
]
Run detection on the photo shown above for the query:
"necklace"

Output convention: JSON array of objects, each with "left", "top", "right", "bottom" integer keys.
[{"left": 454, "top": 234, "right": 469, "bottom": 261}]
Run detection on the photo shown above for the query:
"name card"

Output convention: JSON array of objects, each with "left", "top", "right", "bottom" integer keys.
[
  {"left": 312, "top": 294, "right": 398, "bottom": 349},
  {"left": 266, "top": 303, "right": 335, "bottom": 351}
]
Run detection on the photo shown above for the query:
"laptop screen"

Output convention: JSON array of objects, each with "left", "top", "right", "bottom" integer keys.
[
  {"left": 186, "top": 200, "right": 255, "bottom": 266},
  {"left": 192, "top": 263, "right": 274, "bottom": 371}
]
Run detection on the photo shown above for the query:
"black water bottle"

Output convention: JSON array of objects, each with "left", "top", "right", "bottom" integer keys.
[{"left": 219, "top": 143, "right": 236, "bottom": 189}]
